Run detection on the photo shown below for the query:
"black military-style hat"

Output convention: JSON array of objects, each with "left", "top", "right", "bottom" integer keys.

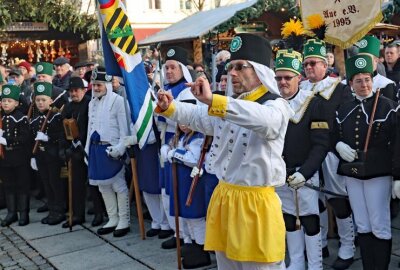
[
  {"left": 165, "top": 46, "right": 188, "bottom": 66},
  {"left": 91, "top": 66, "right": 113, "bottom": 83},
  {"left": 68, "top": 77, "right": 86, "bottom": 90},
  {"left": 229, "top": 33, "right": 272, "bottom": 67},
  {"left": 74, "top": 61, "right": 87, "bottom": 69}
]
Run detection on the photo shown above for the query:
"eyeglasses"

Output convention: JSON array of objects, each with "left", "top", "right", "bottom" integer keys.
[
  {"left": 227, "top": 63, "right": 253, "bottom": 72},
  {"left": 275, "top": 75, "right": 297, "bottom": 82},
  {"left": 302, "top": 60, "right": 325, "bottom": 68}
]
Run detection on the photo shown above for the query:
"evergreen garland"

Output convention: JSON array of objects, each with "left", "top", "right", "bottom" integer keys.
[
  {"left": 211, "top": 0, "right": 267, "bottom": 35},
  {"left": 0, "top": 0, "right": 99, "bottom": 40}
]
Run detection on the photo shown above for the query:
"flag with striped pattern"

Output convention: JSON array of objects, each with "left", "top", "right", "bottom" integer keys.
[{"left": 97, "top": 0, "right": 153, "bottom": 148}]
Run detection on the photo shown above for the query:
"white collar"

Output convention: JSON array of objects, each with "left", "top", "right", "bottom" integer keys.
[
  {"left": 288, "top": 89, "right": 314, "bottom": 123},
  {"left": 300, "top": 76, "right": 341, "bottom": 100}
]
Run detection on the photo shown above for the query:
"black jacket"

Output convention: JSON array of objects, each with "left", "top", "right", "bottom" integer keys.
[
  {"left": 334, "top": 94, "right": 399, "bottom": 179},
  {"left": 0, "top": 110, "right": 31, "bottom": 167},
  {"left": 283, "top": 93, "right": 330, "bottom": 180}
]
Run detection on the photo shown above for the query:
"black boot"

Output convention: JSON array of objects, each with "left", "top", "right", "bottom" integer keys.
[
  {"left": 37, "top": 204, "right": 49, "bottom": 213},
  {"left": 1, "top": 194, "right": 18, "bottom": 227},
  {"left": 18, "top": 194, "right": 30, "bottom": 226},
  {"left": 91, "top": 214, "right": 104, "bottom": 227},
  {"left": 182, "top": 243, "right": 211, "bottom": 269},
  {"left": 358, "top": 233, "right": 375, "bottom": 270},
  {"left": 373, "top": 236, "right": 392, "bottom": 270},
  {"left": 161, "top": 237, "right": 183, "bottom": 249}
]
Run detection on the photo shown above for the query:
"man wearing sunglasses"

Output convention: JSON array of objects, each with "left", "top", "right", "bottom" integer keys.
[
  {"left": 274, "top": 49, "right": 329, "bottom": 270},
  {"left": 300, "top": 39, "right": 355, "bottom": 270},
  {"left": 156, "top": 33, "right": 293, "bottom": 270}
]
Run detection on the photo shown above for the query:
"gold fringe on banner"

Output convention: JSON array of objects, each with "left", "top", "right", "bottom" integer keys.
[{"left": 324, "top": 13, "right": 383, "bottom": 49}]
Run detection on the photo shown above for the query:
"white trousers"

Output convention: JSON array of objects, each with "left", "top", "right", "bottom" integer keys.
[
  {"left": 161, "top": 188, "right": 176, "bottom": 231},
  {"left": 143, "top": 192, "right": 170, "bottom": 230},
  {"left": 276, "top": 171, "right": 319, "bottom": 216},
  {"left": 185, "top": 217, "right": 206, "bottom": 245},
  {"left": 322, "top": 152, "right": 347, "bottom": 196},
  {"left": 161, "top": 188, "right": 189, "bottom": 241},
  {"left": 98, "top": 175, "right": 128, "bottom": 194},
  {"left": 215, "top": 252, "right": 285, "bottom": 270},
  {"left": 345, "top": 176, "right": 392, "bottom": 239}
]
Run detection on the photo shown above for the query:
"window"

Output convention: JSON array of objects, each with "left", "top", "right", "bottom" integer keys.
[
  {"left": 179, "top": 0, "right": 192, "bottom": 10},
  {"left": 148, "top": 0, "right": 161, "bottom": 9}
]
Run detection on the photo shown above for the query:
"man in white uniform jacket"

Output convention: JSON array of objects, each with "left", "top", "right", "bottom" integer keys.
[
  {"left": 85, "top": 67, "right": 130, "bottom": 237},
  {"left": 155, "top": 33, "right": 293, "bottom": 270}
]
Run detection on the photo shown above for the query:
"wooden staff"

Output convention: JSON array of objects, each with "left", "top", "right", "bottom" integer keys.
[
  {"left": 128, "top": 150, "right": 146, "bottom": 240},
  {"left": 27, "top": 100, "right": 34, "bottom": 121},
  {"left": 363, "top": 89, "right": 380, "bottom": 155},
  {"left": 185, "top": 135, "right": 212, "bottom": 206},
  {"left": 0, "top": 109, "right": 4, "bottom": 159},
  {"left": 118, "top": 80, "right": 146, "bottom": 240},
  {"left": 63, "top": 118, "right": 79, "bottom": 232},
  {"left": 32, "top": 109, "right": 52, "bottom": 155},
  {"left": 171, "top": 127, "right": 182, "bottom": 269},
  {"left": 295, "top": 189, "right": 301, "bottom": 230},
  {"left": 172, "top": 160, "right": 182, "bottom": 269},
  {"left": 67, "top": 159, "right": 73, "bottom": 232}
]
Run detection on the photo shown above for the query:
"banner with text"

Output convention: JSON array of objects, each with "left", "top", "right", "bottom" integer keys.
[{"left": 300, "top": 0, "right": 382, "bottom": 49}]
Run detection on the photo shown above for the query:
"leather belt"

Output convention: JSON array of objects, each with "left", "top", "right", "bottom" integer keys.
[{"left": 91, "top": 141, "right": 110, "bottom": 145}]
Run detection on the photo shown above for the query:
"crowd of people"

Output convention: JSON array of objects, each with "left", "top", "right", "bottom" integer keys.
[{"left": 0, "top": 32, "right": 400, "bottom": 270}]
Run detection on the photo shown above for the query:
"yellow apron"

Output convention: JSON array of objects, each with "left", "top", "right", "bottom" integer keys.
[{"left": 204, "top": 181, "right": 285, "bottom": 263}]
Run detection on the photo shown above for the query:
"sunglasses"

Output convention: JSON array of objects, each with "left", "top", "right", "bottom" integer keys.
[
  {"left": 302, "top": 60, "right": 325, "bottom": 68},
  {"left": 275, "top": 75, "right": 297, "bottom": 82},
  {"left": 227, "top": 63, "right": 253, "bottom": 72}
]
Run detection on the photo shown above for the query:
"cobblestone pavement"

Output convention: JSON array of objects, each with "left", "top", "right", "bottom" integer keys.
[
  {"left": 0, "top": 226, "right": 55, "bottom": 270},
  {"left": 1, "top": 197, "right": 400, "bottom": 269}
]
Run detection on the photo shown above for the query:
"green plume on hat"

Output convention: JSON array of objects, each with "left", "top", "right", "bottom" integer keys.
[
  {"left": 303, "top": 39, "right": 327, "bottom": 60},
  {"left": 34, "top": 82, "right": 52, "bottom": 97},
  {"left": 356, "top": 35, "right": 380, "bottom": 58},
  {"left": 1, "top": 85, "right": 21, "bottom": 101},
  {"left": 275, "top": 49, "right": 303, "bottom": 75},
  {"left": 345, "top": 54, "right": 373, "bottom": 80},
  {"left": 35, "top": 62, "right": 53, "bottom": 76}
]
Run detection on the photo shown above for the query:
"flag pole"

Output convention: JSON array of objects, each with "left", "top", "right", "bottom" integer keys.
[{"left": 121, "top": 84, "right": 146, "bottom": 240}]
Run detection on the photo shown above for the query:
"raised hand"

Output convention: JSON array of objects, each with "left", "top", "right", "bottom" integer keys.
[
  {"left": 186, "top": 77, "right": 213, "bottom": 106},
  {"left": 156, "top": 89, "right": 174, "bottom": 111}
]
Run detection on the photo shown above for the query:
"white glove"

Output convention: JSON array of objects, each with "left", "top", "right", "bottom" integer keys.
[
  {"left": 167, "top": 150, "right": 175, "bottom": 163},
  {"left": 160, "top": 145, "right": 170, "bottom": 162},
  {"left": 72, "top": 140, "right": 82, "bottom": 149},
  {"left": 190, "top": 166, "right": 204, "bottom": 178},
  {"left": 106, "top": 142, "right": 126, "bottom": 158},
  {"left": 0, "top": 136, "right": 6, "bottom": 146},
  {"left": 392, "top": 181, "right": 400, "bottom": 199},
  {"left": 30, "top": 158, "right": 38, "bottom": 171},
  {"left": 0, "top": 129, "right": 3, "bottom": 137},
  {"left": 336, "top": 141, "right": 357, "bottom": 162},
  {"left": 35, "top": 131, "right": 49, "bottom": 142},
  {"left": 287, "top": 172, "right": 306, "bottom": 189},
  {"left": 123, "top": 135, "right": 137, "bottom": 147}
]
